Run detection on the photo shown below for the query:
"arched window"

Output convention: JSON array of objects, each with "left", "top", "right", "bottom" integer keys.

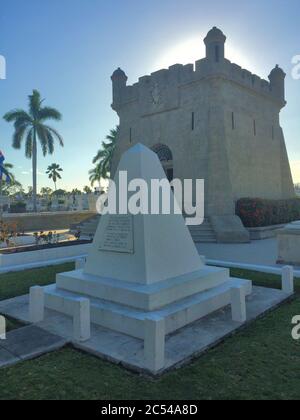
[
  {"left": 151, "top": 144, "right": 173, "bottom": 163},
  {"left": 151, "top": 144, "right": 173, "bottom": 182}
]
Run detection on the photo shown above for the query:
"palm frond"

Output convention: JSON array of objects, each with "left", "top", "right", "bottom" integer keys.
[
  {"left": 3, "top": 109, "right": 31, "bottom": 123},
  {"left": 38, "top": 107, "right": 62, "bottom": 122},
  {"left": 29, "top": 90, "right": 43, "bottom": 118},
  {"left": 44, "top": 125, "right": 64, "bottom": 147},
  {"left": 92, "top": 149, "right": 106, "bottom": 164},
  {"left": 3, "top": 163, "right": 13, "bottom": 169},
  {"left": 45, "top": 129, "right": 55, "bottom": 155},
  {"left": 12, "top": 124, "right": 28, "bottom": 149},
  {"left": 36, "top": 125, "right": 48, "bottom": 156},
  {"left": 25, "top": 129, "right": 33, "bottom": 158}
]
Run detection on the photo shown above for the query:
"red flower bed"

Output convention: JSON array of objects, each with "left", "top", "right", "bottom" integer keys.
[{"left": 236, "top": 198, "right": 300, "bottom": 227}]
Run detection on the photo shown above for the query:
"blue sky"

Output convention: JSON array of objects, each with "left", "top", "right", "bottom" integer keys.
[{"left": 0, "top": 0, "right": 300, "bottom": 191}]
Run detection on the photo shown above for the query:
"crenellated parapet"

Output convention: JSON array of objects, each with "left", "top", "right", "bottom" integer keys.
[{"left": 111, "top": 27, "right": 286, "bottom": 112}]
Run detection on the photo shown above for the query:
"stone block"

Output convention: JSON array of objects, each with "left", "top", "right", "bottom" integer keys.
[
  {"left": 282, "top": 266, "right": 294, "bottom": 294},
  {"left": 29, "top": 286, "right": 44, "bottom": 323},
  {"left": 144, "top": 317, "right": 165, "bottom": 372},
  {"left": 75, "top": 258, "right": 86, "bottom": 270},
  {"left": 277, "top": 222, "right": 300, "bottom": 265},
  {"left": 73, "top": 298, "right": 91, "bottom": 342},
  {"left": 231, "top": 286, "right": 246, "bottom": 323},
  {"left": 0, "top": 315, "right": 6, "bottom": 340}
]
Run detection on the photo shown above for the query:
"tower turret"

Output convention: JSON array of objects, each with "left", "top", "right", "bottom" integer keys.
[
  {"left": 268, "top": 65, "right": 286, "bottom": 105},
  {"left": 204, "top": 27, "right": 226, "bottom": 63},
  {"left": 111, "top": 67, "right": 128, "bottom": 110}
]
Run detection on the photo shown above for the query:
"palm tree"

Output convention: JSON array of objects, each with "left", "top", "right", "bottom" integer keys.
[
  {"left": 3, "top": 90, "right": 64, "bottom": 211},
  {"left": 46, "top": 163, "right": 63, "bottom": 191},
  {"left": 0, "top": 162, "right": 22, "bottom": 216},
  {"left": 92, "top": 126, "right": 118, "bottom": 180},
  {"left": 89, "top": 164, "right": 102, "bottom": 188},
  {"left": 40, "top": 187, "right": 53, "bottom": 197},
  {"left": 83, "top": 185, "right": 92, "bottom": 194},
  {"left": 0, "top": 162, "right": 22, "bottom": 197},
  {"left": 2, "top": 162, "right": 18, "bottom": 184}
]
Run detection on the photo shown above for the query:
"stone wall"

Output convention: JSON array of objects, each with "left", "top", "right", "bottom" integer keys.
[{"left": 3, "top": 211, "right": 96, "bottom": 231}]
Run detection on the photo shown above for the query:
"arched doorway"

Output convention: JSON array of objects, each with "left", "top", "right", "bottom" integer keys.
[{"left": 151, "top": 144, "right": 173, "bottom": 182}]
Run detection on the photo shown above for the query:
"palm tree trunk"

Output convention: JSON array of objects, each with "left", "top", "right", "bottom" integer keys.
[{"left": 32, "top": 128, "right": 37, "bottom": 212}]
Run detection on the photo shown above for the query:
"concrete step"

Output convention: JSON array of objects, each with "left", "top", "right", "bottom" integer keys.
[
  {"left": 188, "top": 219, "right": 217, "bottom": 243},
  {"left": 74, "top": 215, "right": 217, "bottom": 243}
]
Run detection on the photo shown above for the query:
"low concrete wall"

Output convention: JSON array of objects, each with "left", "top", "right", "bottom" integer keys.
[
  {"left": 2, "top": 211, "right": 96, "bottom": 231},
  {"left": 0, "top": 243, "right": 92, "bottom": 268},
  {"left": 248, "top": 224, "right": 285, "bottom": 240}
]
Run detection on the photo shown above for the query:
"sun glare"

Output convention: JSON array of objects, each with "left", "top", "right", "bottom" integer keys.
[{"left": 153, "top": 35, "right": 255, "bottom": 75}]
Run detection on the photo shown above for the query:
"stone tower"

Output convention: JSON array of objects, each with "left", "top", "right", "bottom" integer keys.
[{"left": 110, "top": 27, "right": 295, "bottom": 242}]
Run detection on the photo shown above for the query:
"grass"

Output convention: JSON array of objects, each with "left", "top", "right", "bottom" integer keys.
[
  {"left": 0, "top": 262, "right": 75, "bottom": 331},
  {"left": 0, "top": 262, "right": 75, "bottom": 301},
  {"left": 0, "top": 264, "right": 300, "bottom": 399},
  {"left": 4, "top": 316, "right": 24, "bottom": 333}
]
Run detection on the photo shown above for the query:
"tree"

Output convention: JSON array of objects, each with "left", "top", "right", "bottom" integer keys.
[
  {"left": 40, "top": 187, "right": 53, "bottom": 197},
  {"left": 91, "top": 126, "right": 118, "bottom": 180},
  {"left": 0, "top": 162, "right": 20, "bottom": 189},
  {"left": 2, "top": 162, "right": 15, "bottom": 182},
  {"left": 2, "top": 182, "right": 24, "bottom": 197},
  {"left": 83, "top": 185, "right": 92, "bottom": 194},
  {"left": 71, "top": 188, "right": 82, "bottom": 195},
  {"left": 0, "top": 163, "right": 22, "bottom": 197},
  {"left": 52, "top": 189, "right": 67, "bottom": 197},
  {"left": 46, "top": 163, "right": 63, "bottom": 190},
  {"left": 89, "top": 164, "right": 102, "bottom": 188},
  {"left": 3, "top": 90, "right": 64, "bottom": 212}
]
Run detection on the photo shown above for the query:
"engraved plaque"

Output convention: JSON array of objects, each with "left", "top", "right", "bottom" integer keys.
[{"left": 99, "top": 214, "right": 134, "bottom": 254}]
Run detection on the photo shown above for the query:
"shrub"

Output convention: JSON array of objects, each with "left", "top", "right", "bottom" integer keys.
[
  {"left": 236, "top": 197, "right": 300, "bottom": 227},
  {"left": 9, "top": 201, "right": 26, "bottom": 214},
  {"left": 0, "top": 220, "right": 18, "bottom": 247}
]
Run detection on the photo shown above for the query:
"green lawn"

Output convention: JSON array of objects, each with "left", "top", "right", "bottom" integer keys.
[
  {"left": 0, "top": 262, "right": 75, "bottom": 301},
  {"left": 0, "top": 263, "right": 300, "bottom": 400}
]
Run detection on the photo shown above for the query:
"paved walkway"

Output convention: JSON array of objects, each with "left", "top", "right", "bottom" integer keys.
[{"left": 0, "top": 325, "right": 67, "bottom": 368}]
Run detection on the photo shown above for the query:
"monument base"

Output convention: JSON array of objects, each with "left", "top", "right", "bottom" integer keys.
[
  {"left": 33, "top": 265, "right": 253, "bottom": 372},
  {"left": 43, "top": 277, "right": 252, "bottom": 341},
  {"left": 210, "top": 215, "right": 250, "bottom": 243}
]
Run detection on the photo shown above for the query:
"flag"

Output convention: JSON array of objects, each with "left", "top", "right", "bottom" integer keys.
[
  {"left": 0, "top": 151, "right": 4, "bottom": 165},
  {"left": 0, "top": 151, "right": 11, "bottom": 184}
]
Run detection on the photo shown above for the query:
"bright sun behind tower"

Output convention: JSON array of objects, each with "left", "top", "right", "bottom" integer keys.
[{"left": 154, "top": 35, "right": 253, "bottom": 74}]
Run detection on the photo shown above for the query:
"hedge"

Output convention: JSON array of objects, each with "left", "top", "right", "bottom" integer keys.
[
  {"left": 9, "top": 202, "right": 27, "bottom": 214},
  {"left": 236, "top": 197, "right": 300, "bottom": 228}
]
